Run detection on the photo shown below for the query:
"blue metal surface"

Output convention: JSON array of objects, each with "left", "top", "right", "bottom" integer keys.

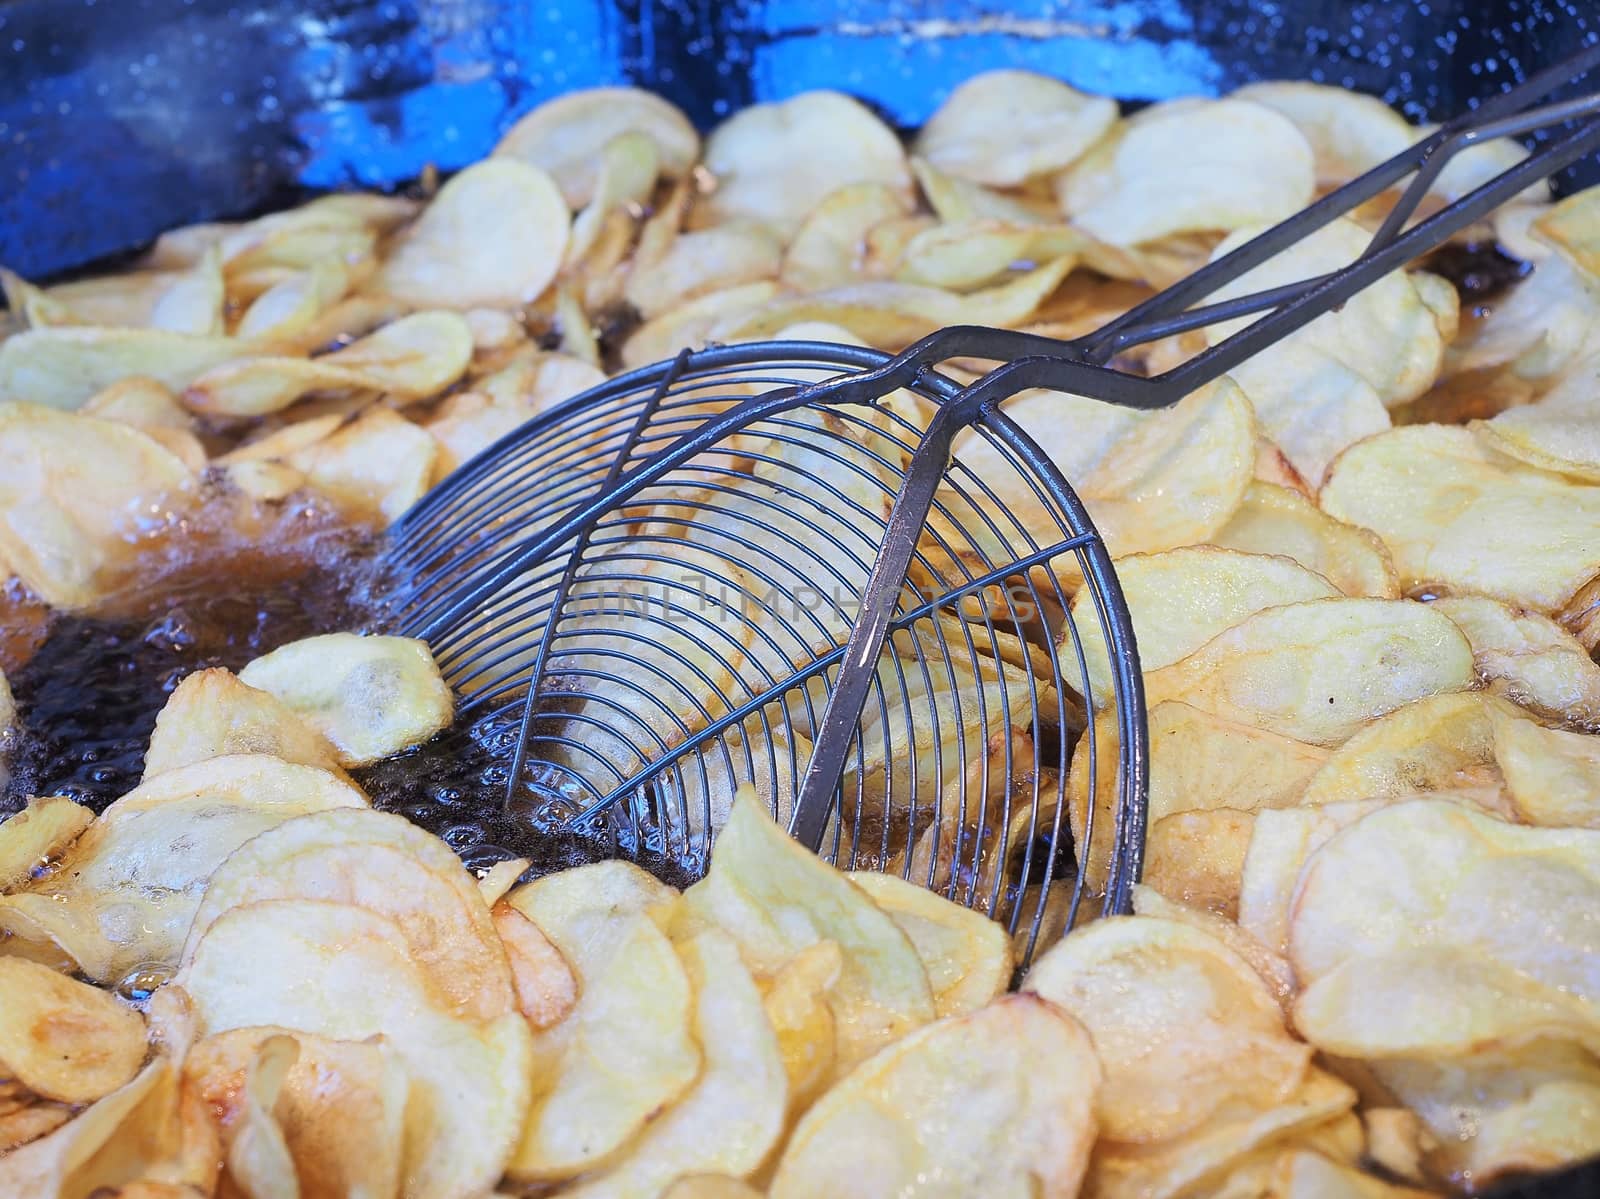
[{"left": 2, "top": 0, "right": 1597, "bottom": 279}]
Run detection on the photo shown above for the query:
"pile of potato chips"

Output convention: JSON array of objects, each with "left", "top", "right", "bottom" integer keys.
[{"left": 4, "top": 66, "right": 1600, "bottom": 1197}]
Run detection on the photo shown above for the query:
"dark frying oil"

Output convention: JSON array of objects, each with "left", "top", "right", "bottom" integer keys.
[{"left": 0, "top": 493, "right": 697, "bottom": 887}]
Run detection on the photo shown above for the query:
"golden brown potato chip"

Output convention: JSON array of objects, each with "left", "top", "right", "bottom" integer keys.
[
  {"left": 558, "top": 930, "right": 787, "bottom": 1199},
  {"left": 0, "top": 795, "right": 93, "bottom": 892},
  {"left": 0, "top": 754, "right": 367, "bottom": 981},
  {"left": 0, "top": 326, "right": 242, "bottom": 410},
  {"left": 621, "top": 281, "right": 783, "bottom": 368},
  {"left": 217, "top": 1032, "right": 297, "bottom": 1199},
  {"left": 80, "top": 377, "right": 195, "bottom": 432},
  {"left": 223, "top": 460, "right": 307, "bottom": 504},
  {"left": 1058, "top": 98, "right": 1314, "bottom": 246},
  {"left": 494, "top": 87, "right": 699, "bottom": 209},
  {"left": 502, "top": 863, "right": 698, "bottom": 1181},
  {"left": 624, "top": 223, "right": 783, "bottom": 320},
  {"left": 780, "top": 183, "right": 915, "bottom": 292},
  {"left": 1070, "top": 546, "right": 1339, "bottom": 706},
  {"left": 1322, "top": 424, "right": 1600, "bottom": 612},
  {"left": 0, "top": 957, "right": 147, "bottom": 1103},
  {"left": 184, "top": 1026, "right": 408, "bottom": 1199},
  {"left": 238, "top": 632, "right": 452, "bottom": 767},
  {"left": 703, "top": 91, "right": 912, "bottom": 239},
  {"left": 1492, "top": 712, "right": 1600, "bottom": 829},
  {"left": 283, "top": 407, "right": 437, "bottom": 526},
  {"left": 759, "top": 938, "right": 842, "bottom": 1116},
  {"left": 847, "top": 869, "right": 1014, "bottom": 1018},
  {"left": 0, "top": 1101, "right": 73, "bottom": 1154},
  {"left": 1129, "top": 884, "right": 1295, "bottom": 1011},
  {"left": 1142, "top": 807, "right": 1256, "bottom": 918},
  {"left": 662, "top": 1178, "right": 764, "bottom": 1199},
  {"left": 1024, "top": 916, "right": 1312, "bottom": 1144},
  {"left": 1432, "top": 594, "right": 1600, "bottom": 728},
  {"left": 491, "top": 902, "right": 579, "bottom": 1031},
  {"left": 179, "top": 898, "right": 534, "bottom": 1199},
  {"left": 143, "top": 667, "right": 343, "bottom": 779},
  {"left": 0, "top": 402, "right": 196, "bottom": 609},
  {"left": 1142, "top": 598, "right": 1474, "bottom": 747},
  {"left": 680, "top": 789, "right": 935, "bottom": 1073},
  {"left": 183, "top": 808, "right": 514, "bottom": 1024},
  {"left": 769, "top": 993, "right": 1100, "bottom": 1199},
  {"left": 1215, "top": 482, "right": 1399, "bottom": 598},
  {"left": 376, "top": 160, "right": 570, "bottom": 308},
  {"left": 218, "top": 413, "right": 343, "bottom": 465},
  {"left": 1231, "top": 82, "right": 1414, "bottom": 187},
  {"left": 914, "top": 69, "right": 1117, "bottom": 186}
]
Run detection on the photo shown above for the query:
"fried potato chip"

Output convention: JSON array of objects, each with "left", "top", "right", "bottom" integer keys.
[
  {"left": 625, "top": 223, "right": 783, "bottom": 320},
  {"left": 1142, "top": 598, "right": 1473, "bottom": 746},
  {"left": 1024, "top": 916, "right": 1312, "bottom": 1144},
  {"left": 662, "top": 1178, "right": 764, "bottom": 1199},
  {"left": 0, "top": 795, "right": 93, "bottom": 892},
  {"left": 1143, "top": 808, "right": 1256, "bottom": 918},
  {"left": 0, "top": 754, "right": 367, "bottom": 981},
  {"left": 375, "top": 160, "right": 570, "bottom": 308},
  {"left": 237, "top": 633, "right": 451, "bottom": 767},
  {"left": 183, "top": 1026, "right": 409, "bottom": 1199},
  {"left": 217, "top": 1032, "right": 297, "bottom": 1199},
  {"left": 0, "top": 326, "right": 242, "bottom": 410},
  {"left": 892, "top": 218, "right": 1082, "bottom": 291},
  {"left": 1321, "top": 424, "right": 1600, "bottom": 612},
  {"left": 1296, "top": 691, "right": 1521, "bottom": 810},
  {"left": 234, "top": 258, "right": 351, "bottom": 343},
  {"left": 144, "top": 667, "right": 343, "bottom": 779},
  {"left": 180, "top": 899, "right": 533, "bottom": 1199},
  {"left": 703, "top": 91, "right": 912, "bottom": 239},
  {"left": 0, "top": 957, "right": 146, "bottom": 1103},
  {"left": 1071, "top": 547, "right": 1339, "bottom": 707},
  {"left": 847, "top": 870, "right": 1013, "bottom": 1018},
  {"left": 224, "top": 460, "right": 307, "bottom": 504},
  {"left": 1429, "top": 595, "right": 1600, "bottom": 728},
  {"left": 1472, "top": 352, "right": 1600, "bottom": 481},
  {"left": 565, "top": 131, "right": 659, "bottom": 267},
  {"left": 1058, "top": 98, "right": 1314, "bottom": 246},
  {"left": 1229, "top": 1147, "right": 1440, "bottom": 1199},
  {"left": 0, "top": 1100, "right": 72, "bottom": 1154},
  {"left": 914, "top": 69, "right": 1117, "bottom": 186},
  {"left": 759, "top": 938, "right": 842, "bottom": 1115},
  {"left": 769, "top": 993, "right": 1099, "bottom": 1199},
  {"left": 1129, "top": 884, "right": 1295, "bottom": 1010},
  {"left": 81, "top": 376, "right": 195, "bottom": 432},
  {"left": 500, "top": 864, "right": 696, "bottom": 1180},
  {"left": 494, "top": 87, "right": 699, "bottom": 209},
  {"left": 183, "top": 808, "right": 513, "bottom": 1023},
  {"left": 1215, "top": 482, "right": 1399, "bottom": 598},
  {"left": 621, "top": 281, "right": 783, "bottom": 369},
  {"left": 559, "top": 930, "right": 787, "bottom": 1199},
  {"left": 1492, "top": 713, "right": 1600, "bottom": 829},
  {"left": 1231, "top": 82, "right": 1414, "bottom": 187},
  {"left": 780, "top": 183, "right": 916, "bottom": 292},
  {"left": 0, "top": 402, "right": 195, "bottom": 608},
  {"left": 1444, "top": 244, "right": 1600, "bottom": 388},
  {"left": 283, "top": 407, "right": 436, "bottom": 526},
  {"left": 680, "top": 789, "right": 935, "bottom": 1073},
  {"left": 491, "top": 902, "right": 578, "bottom": 1031}
]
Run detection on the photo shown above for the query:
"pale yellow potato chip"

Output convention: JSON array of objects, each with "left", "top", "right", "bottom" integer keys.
[
  {"left": 217, "top": 1032, "right": 297, "bottom": 1199},
  {"left": 911, "top": 156, "right": 1058, "bottom": 226},
  {"left": 1422, "top": 124, "right": 1545, "bottom": 206},
  {"left": 224, "top": 460, "right": 307, "bottom": 503},
  {"left": 0, "top": 326, "right": 242, "bottom": 409},
  {"left": 680, "top": 789, "right": 935, "bottom": 1074},
  {"left": 624, "top": 223, "right": 783, "bottom": 320},
  {"left": 780, "top": 182, "right": 916, "bottom": 291},
  {"left": 1431, "top": 594, "right": 1600, "bottom": 727},
  {"left": 893, "top": 218, "right": 1083, "bottom": 290},
  {"left": 847, "top": 869, "right": 1014, "bottom": 1018},
  {"left": 1215, "top": 482, "right": 1399, "bottom": 598},
  {"left": 1296, "top": 691, "right": 1522, "bottom": 810},
  {"left": 0, "top": 401, "right": 195, "bottom": 609},
  {"left": 234, "top": 258, "right": 351, "bottom": 342},
  {"left": 1444, "top": 245, "right": 1600, "bottom": 387},
  {"left": 500, "top": 864, "right": 698, "bottom": 1182},
  {"left": 621, "top": 281, "right": 782, "bottom": 368},
  {"left": 0, "top": 957, "right": 147, "bottom": 1103},
  {"left": 218, "top": 413, "right": 343, "bottom": 465},
  {"left": 1361, "top": 1107, "right": 1433, "bottom": 1186},
  {"left": 80, "top": 376, "right": 195, "bottom": 432},
  {"left": 1024, "top": 916, "right": 1312, "bottom": 1144},
  {"left": 494, "top": 86, "right": 699, "bottom": 209},
  {"left": 492, "top": 902, "right": 579, "bottom": 1031},
  {"left": 703, "top": 91, "right": 912, "bottom": 239},
  {"left": 238, "top": 632, "right": 453, "bottom": 767},
  {"left": 914, "top": 69, "right": 1117, "bottom": 186},
  {"left": 1231, "top": 82, "right": 1414, "bottom": 187},
  {"left": 1230, "top": 345, "right": 1393, "bottom": 488},
  {"left": 662, "top": 1178, "right": 764, "bottom": 1199},
  {"left": 1058, "top": 98, "right": 1314, "bottom": 246},
  {"left": 178, "top": 898, "right": 534, "bottom": 1199},
  {"left": 1321, "top": 424, "right": 1600, "bottom": 612},
  {"left": 0, "top": 795, "right": 93, "bottom": 892},
  {"left": 144, "top": 667, "right": 343, "bottom": 779},
  {"left": 760, "top": 938, "right": 842, "bottom": 1115},
  {"left": 1473, "top": 351, "right": 1600, "bottom": 481},
  {"left": 376, "top": 160, "right": 570, "bottom": 308},
  {"left": 1142, "top": 597, "right": 1474, "bottom": 746},
  {"left": 1238, "top": 1148, "right": 1440, "bottom": 1199},
  {"left": 559, "top": 930, "right": 787, "bottom": 1199},
  {"left": 1129, "top": 884, "right": 1295, "bottom": 1011},
  {"left": 1070, "top": 546, "right": 1339, "bottom": 707},
  {"left": 0, "top": 755, "right": 367, "bottom": 981},
  {"left": 565, "top": 131, "right": 660, "bottom": 266},
  {"left": 769, "top": 993, "right": 1099, "bottom": 1199},
  {"left": 183, "top": 808, "right": 514, "bottom": 1024},
  {"left": 183, "top": 1026, "right": 408, "bottom": 1199},
  {"left": 284, "top": 406, "right": 437, "bottom": 526},
  {"left": 1142, "top": 807, "right": 1256, "bottom": 918},
  {"left": 1491, "top": 712, "right": 1600, "bottom": 830}
]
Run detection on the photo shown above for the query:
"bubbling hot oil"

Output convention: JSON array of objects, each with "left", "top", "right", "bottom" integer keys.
[{"left": 0, "top": 489, "right": 698, "bottom": 887}]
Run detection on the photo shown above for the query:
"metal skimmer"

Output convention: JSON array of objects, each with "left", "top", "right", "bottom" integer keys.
[{"left": 391, "top": 47, "right": 1600, "bottom": 965}]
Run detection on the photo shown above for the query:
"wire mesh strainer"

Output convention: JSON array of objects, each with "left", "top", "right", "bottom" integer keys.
[{"left": 390, "top": 47, "right": 1600, "bottom": 965}]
